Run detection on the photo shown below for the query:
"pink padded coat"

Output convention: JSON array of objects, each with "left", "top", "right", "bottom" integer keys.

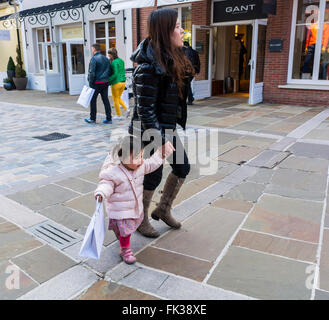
[{"left": 94, "top": 151, "right": 163, "bottom": 220}]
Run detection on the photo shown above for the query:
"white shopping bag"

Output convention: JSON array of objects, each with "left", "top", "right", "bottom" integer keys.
[
  {"left": 79, "top": 201, "right": 105, "bottom": 259},
  {"left": 121, "top": 88, "right": 130, "bottom": 109},
  {"left": 77, "top": 85, "right": 95, "bottom": 109}
]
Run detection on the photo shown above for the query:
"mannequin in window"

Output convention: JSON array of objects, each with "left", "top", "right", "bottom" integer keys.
[
  {"left": 302, "top": 23, "right": 318, "bottom": 76},
  {"left": 320, "top": 11, "right": 329, "bottom": 80}
]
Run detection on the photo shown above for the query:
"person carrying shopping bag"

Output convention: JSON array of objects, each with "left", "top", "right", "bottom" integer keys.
[
  {"left": 108, "top": 48, "right": 130, "bottom": 120},
  {"left": 85, "top": 43, "right": 113, "bottom": 124},
  {"left": 94, "top": 135, "right": 175, "bottom": 264},
  {"left": 129, "top": 8, "right": 194, "bottom": 238}
]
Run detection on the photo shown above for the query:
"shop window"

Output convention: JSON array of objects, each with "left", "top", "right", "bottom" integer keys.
[
  {"left": 290, "top": 0, "right": 329, "bottom": 81},
  {"left": 36, "top": 28, "right": 52, "bottom": 72},
  {"left": 182, "top": 6, "right": 192, "bottom": 45},
  {"left": 95, "top": 21, "right": 116, "bottom": 56},
  {"left": 161, "top": 5, "right": 192, "bottom": 45}
]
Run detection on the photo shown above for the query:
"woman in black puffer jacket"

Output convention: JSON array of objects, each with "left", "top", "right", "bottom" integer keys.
[{"left": 128, "top": 8, "right": 194, "bottom": 238}]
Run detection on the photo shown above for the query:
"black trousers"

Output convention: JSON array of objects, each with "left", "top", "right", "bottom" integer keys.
[
  {"left": 90, "top": 82, "right": 112, "bottom": 121},
  {"left": 187, "top": 77, "right": 194, "bottom": 103},
  {"left": 143, "top": 132, "right": 190, "bottom": 191}
]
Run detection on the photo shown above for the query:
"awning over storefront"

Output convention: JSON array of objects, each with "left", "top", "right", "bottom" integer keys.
[
  {"left": 111, "top": 0, "right": 155, "bottom": 11},
  {"left": 0, "top": 0, "right": 117, "bottom": 22},
  {"left": 157, "top": 0, "right": 202, "bottom": 6},
  {"left": 213, "top": 0, "right": 276, "bottom": 23}
]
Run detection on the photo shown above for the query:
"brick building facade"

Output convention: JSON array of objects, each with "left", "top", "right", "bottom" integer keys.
[{"left": 130, "top": 0, "right": 329, "bottom": 107}]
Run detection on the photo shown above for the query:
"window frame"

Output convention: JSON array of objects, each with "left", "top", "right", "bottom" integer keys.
[
  {"left": 94, "top": 20, "right": 117, "bottom": 56},
  {"left": 288, "top": 0, "right": 329, "bottom": 84},
  {"left": 36, "top": 27, "right": 52, "bottom": 72}
]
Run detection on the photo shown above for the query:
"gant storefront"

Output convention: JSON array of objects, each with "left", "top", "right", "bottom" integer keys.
[{"left": 113, "top": 0, "right": 329, "bottom": 106}]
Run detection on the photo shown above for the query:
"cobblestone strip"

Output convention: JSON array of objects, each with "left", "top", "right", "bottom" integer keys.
[
  {"left": 17, "top": 265, "right": 99, "bottom": 300},
  {"left": 105, "top": 262, "right": 255, "bottom": 300}
]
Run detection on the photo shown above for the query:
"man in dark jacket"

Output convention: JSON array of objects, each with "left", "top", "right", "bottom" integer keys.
[
  {"left": 183, "top": 41, "right": 200, "bottom": 105},
  {"left": 85, "top": 43, "right": 113, "bottom": 124}
]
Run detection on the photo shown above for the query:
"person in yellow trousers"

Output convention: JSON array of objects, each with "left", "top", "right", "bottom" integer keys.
[{"left": 108, "top": 48, "right": 130, "bottom": 120}]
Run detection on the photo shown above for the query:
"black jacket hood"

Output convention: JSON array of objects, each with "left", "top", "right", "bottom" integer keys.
[{"left": 130, "top": 38, "right": 167, "bottom": 76}]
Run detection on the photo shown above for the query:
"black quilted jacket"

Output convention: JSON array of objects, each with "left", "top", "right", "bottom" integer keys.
[{"left": 128, "top": 38, "right": 188, "bottom": 144}]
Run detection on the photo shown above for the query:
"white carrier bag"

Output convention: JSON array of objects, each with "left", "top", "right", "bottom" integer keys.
[
  {"left": 121, "top": 88, "right": 130, "bottom": 109},
  {"left": 79, "top": 201, "right": 105, "bottom": 259},
  {"left": 77, "top": 85, "right": 95, "bottom": 109}
]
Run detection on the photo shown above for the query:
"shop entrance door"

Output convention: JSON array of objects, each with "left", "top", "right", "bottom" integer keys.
[
  {"left": 42, "top": 43, "right": 65, "bottom": 93},
  {"left": 249, "top": 20, "right": 267, "bottom": 105},
  {"left": 192, "top": 25, "right": 213, "bottom": 99},
  {"left": 66, "top": 41, "right": 86, "bottom": 95}
]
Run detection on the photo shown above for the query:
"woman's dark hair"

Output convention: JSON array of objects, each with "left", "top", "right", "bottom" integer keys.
[
  {"left": 147, "top": 8, "right": 194, "bottom": 98},
  {"left": 108, "top": 47, "right": 118, "bottom": 59},
  {"left": 111, "top": 135, "right": 143, "bottom": 162}
]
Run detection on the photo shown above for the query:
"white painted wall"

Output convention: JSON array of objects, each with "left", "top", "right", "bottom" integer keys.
[{"left": 20, "top": 0, "right": 133, "bottom": 92}]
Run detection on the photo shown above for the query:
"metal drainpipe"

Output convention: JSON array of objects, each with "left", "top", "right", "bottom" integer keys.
[
  {"left": 8, "top": 0, "right": 22, "bottom": 58},
  {"left": 136, "top": 8, "right": 141, "bottom": 46}
]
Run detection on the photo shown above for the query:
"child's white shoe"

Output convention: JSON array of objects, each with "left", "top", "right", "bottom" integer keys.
[{"left": 113, "top": 115, "right": 123, "bottom": 120}]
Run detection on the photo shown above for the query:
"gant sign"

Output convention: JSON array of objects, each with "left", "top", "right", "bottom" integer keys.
[
  {"left": 225, "top": 4, "right": 256, "bottom": 14},
  {"left": 213, "top": 0, "right": 276, "bottom": 23}
]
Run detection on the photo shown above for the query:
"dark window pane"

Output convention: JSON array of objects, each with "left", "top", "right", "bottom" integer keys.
[
  {"left": 70, "top": 44, "right": 85, "bottom": 74},
  {"left": 108, "top": 21, "right": 116, "bottom": 38},
  {"left": 96, "top": 22, "right": 105, "bottom": 38}
]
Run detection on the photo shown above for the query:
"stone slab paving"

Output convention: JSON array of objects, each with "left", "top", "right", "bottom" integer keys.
[
  {"left": 207, "top": 246, "right": 312, "bottom": 300},
  {"left": 136, "top": 246, "right": 212, "bottom": 282},
  {"left": 7, "top": 184, "right": 80, "bottom": 211},
  {"left": 233, "top": 229, "right": 318, "bottom": 263},
  {"left": 0, "top": 261, "right": 38, "bottom": 300},
  {"left": 11, "top": 245, "right": 77, "bottom": 284},
  {"left": 224, "top": 182, "right": 265, "bottom": 203},
  {"left": 265, "top": 168, "right": 327, "bottom": 201},
  {"left": 244, "top": 194, "right": 323, "bottom": 243},
  {"left": 18, "top": 265, "right": 99, "bottom": 300},
  {"left": 2, "top": 96, "right": 329, "bottom": 300},
  {"left": 76, "top": 280, "right": 161, "bottom": 300},
  {"left": 0, "top": 222, "right": 43, "bottom": 263},
  {"left": 106, "top": 263, "right": 253, "bottom": 300},
  {"left": 151, "top": 206, "right": 245, "bottom": 263}
]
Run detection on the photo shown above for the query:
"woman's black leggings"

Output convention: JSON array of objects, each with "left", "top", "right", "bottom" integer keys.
[{"left": 143, "top": 132, "right": 190, "bottom": 191}]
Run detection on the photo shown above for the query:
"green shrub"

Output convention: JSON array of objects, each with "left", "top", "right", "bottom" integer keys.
[
  {"left": 16, "top": 46, "right": 23, "bottom": 68},
  {"left": 7, "top": 57, "right": 15, "bottom": 71},
  {"left": 3, "top": 77, "right": 12, "bottom": 83},
  {"left": 15, "top": 64, "right": 26, "bottom": 78},
  {"left": 14, "top": 46, "right": 26, "bottom": 78}
]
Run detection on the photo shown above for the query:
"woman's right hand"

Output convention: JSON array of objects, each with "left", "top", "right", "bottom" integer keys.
[
  {"left": 160, "top": 141, "right": 175, "bottom": 159},
  {"left": 95, "top": 195, "right": 103, "bottom": 202}
]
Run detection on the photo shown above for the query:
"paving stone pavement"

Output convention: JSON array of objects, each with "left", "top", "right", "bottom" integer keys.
[{"left": 1, "top": 93, "right": 329, "bottom": 300}]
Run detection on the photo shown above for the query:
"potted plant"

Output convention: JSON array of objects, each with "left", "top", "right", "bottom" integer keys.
[
  {"left": 3, "top": 78, "right": 14, "bottom": 91},
  {"left": 7, "top": 56, "right": 15, "bottom": 79},
  {"left": 13, "top": 46, "right": 28, "bottom": 90}
]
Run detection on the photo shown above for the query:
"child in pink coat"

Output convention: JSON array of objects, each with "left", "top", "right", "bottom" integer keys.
[{"left": 95, "top": 135, "right": 175, "bottom": 264}]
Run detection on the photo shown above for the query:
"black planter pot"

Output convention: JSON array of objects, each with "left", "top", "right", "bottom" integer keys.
[
  {"left": 13, "top": 77, "right": 28, "bottom": 90},
  {"left": 7, "top": 70, "right": 15, "bottom": 79},
  {"left": 3, "top": 82, "right": 13, "bottom": 91}
]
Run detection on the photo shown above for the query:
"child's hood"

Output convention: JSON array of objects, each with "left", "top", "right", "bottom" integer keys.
[{"left": 99, "top": 153, "right": 121, "bottom": 177}]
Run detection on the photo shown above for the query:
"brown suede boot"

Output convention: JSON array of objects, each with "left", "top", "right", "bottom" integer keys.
[
  {"left": 151, "top": 173, "right": 183, "bottom": 229},
  {"left": 137, "top": 189, "right": 160, "bottom": 238}
]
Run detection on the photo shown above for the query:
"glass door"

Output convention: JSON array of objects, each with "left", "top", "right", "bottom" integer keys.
[
  {"left": 192, "top": 25, "right": 213, "bottom": 99},
  {"left": 66, "top": 41, "right": 86, "bottom": 95},
  {"left": 249, "top": 20, "right": 267, "bottom": 105},
  {"left": 42, "top": 42, "right": 65, "bottom": 93}
]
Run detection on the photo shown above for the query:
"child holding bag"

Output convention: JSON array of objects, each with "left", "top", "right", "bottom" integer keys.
[{"left": 94, "top": 135, "right": 175, "bottom": 264}]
